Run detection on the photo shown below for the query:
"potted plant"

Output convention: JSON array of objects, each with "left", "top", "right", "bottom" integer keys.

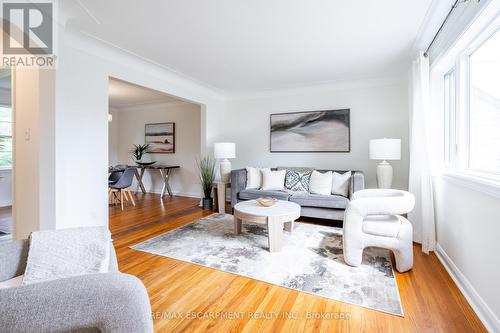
[
  {"left": 197, "top": 156, "right": 216, "bottom": 210},
  {"left": 131, "top": 144, "right": 150, "bottom": 164}
]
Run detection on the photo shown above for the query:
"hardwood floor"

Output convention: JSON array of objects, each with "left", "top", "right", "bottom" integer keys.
[{"left": 110, "top": 194, "right": 487, "bottom": 333}]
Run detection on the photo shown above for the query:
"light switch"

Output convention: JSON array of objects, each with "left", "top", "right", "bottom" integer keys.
[{"left": 24, "top": 128, "right": 30, "bottom": 141}]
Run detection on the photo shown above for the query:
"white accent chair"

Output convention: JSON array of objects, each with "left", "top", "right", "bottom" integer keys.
[{"left": 342, "top": 189, "right": 415, "bottom": 272}]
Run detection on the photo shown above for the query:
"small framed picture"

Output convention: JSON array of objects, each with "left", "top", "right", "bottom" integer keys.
[{"left": 145, "top": 122, "right": 175, "bottom": 153}]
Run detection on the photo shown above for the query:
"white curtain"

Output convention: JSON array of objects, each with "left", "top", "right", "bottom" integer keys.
[{"left": 408, "top": 52, "right": 436, "bottom": 254}]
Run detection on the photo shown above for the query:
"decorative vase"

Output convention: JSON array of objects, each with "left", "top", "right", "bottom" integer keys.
[
  {"left": 202, "top": 197, "right": 213, "bottom": 210},
  {"left": 376, "top": 160, "right": 393, "bottom": 189}
]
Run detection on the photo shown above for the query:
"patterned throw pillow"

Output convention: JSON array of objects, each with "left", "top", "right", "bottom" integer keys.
[{"left": 285, "top": 170, "right": 311, "bottom": 192}]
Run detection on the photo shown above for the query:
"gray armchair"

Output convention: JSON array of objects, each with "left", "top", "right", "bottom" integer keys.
[{"left": 0, "top": 239, "right": 153, "bottom": 333}]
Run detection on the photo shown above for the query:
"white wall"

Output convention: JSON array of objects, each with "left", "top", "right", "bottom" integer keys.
[
  {"left": 434, "top": 177, "right": 500, "bottom": 331},
  {"left": 0, "top": 169, "right": 11, "bottom": 207},
  {"left": 112, "top": 101, "right": 202, "bottom": 197},
  {"left": 13, "top": 68, "right": 56, "bottom": 239},
  {"left": 108, "top": 107, "right": 120, "bottom": 166},
  {"left": 221, "top": 79, "right": 410, "bottom": 189}
]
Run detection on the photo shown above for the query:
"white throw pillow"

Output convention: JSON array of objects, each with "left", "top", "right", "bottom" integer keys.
[
  {"left": 261, "top": 169, "right": 286, "bottom": 191},
  {"left": 246, "top": 167, "right": 270, "bottom": 189},
  {"left": 331, "top": 171, "right": 351, "bottom": 197},
  {"left": 309, "top": 170, "right": 333, "bottom": 195}
]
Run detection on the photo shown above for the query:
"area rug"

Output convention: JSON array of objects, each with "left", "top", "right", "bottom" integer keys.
[{"left": 132, "top": 213, "right": 403, "bottom": 316}]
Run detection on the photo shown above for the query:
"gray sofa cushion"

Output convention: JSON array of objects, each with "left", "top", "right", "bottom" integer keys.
[
  {"left": 300, "top": 206, "right": 345, "bottom": 221},
  {"left": 0, "top": 240, "right": 29, "bottom": 282},
  {"left": 239, "top": 189, "right": 291, "bottom": 201},
  {"left": 290, "top": 192, "right": 349, "bottom": 209}
]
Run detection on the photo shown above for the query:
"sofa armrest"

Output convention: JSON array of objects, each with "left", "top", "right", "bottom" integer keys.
[
  {"left": 0, "top": 239, "right": 119, "bottom": 282},
  {"left": 0, "top": 239, "right": 29, "bottom": 282},
  {"left": 0, "top": 272, "right": 153, "bottom": 333},
  {"left": 350, "top": 171, "right": 365, "bottom": 198},
  {"left": 231, "top": 169, "right": 247, "bottom": 208}
]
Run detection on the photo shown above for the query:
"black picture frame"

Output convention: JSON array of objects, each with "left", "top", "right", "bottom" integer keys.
[{"left": 270, "top": 109, "right": 350, "bottom": 153}]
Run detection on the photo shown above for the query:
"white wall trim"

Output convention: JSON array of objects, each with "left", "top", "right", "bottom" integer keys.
[
  {"left": 228, "top": 75, "right": 408, "bottom": 101},
  {"left": 436, "top": 244, "right": 500, "bottom": 333},
  {"left": 112, "top": 100, "right": 192, "bottom": 111},
  {"left": 117, "top": 100, "right": 193, "bottom": 112},
  {"left": 146, "top": 189, "right": 202, "bottom": 199},
  {"left": 440, "top": 173, "right": 500, "bottom": 199}
]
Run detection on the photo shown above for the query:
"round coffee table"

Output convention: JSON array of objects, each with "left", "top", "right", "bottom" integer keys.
[{"left": 233, "top": 200, "right": 301, "bottom": 252}]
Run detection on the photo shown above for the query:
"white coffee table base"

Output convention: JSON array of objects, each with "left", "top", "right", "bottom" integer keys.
[{"left": 233, "top": 200, "right": 301, "bottom": 252}]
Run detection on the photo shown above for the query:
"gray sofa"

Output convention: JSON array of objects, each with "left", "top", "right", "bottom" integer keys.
[
  {"left": 231, "top": 168, "right": 365, "bottom": 221},
  {"left": 0, "top": 239, "right": 153, "bottom": 333}
]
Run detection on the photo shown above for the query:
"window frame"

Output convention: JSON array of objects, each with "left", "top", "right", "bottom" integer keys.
[
  {"left": 443, "top": 25, "right": 500, "bottom": 183},
  {"left": 443, "top": 68, "right": 457, "bottom": 168}
]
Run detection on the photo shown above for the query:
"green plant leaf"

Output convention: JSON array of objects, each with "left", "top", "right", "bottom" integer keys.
[
  {"left": 130, "top": 143, "right": 150, "bottom": 160},
  {"left": 196, "top": 156, "right": 216, "bottom": 198}
]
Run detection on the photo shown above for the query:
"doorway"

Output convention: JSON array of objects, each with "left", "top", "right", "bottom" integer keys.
[{"left": 107, "top": 77, "right": 203, "bottom": 218}]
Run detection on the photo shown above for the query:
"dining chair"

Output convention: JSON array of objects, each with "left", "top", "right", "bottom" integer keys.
[
  {"left": 108, "top": 170, "right": 123, "bottom": 186},
  {"left": 109, "top": 168, "right": 136, "bottom": 210}
]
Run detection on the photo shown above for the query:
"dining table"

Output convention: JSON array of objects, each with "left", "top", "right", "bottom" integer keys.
[
  {"left": 135, "top": 164, "right": 180, "bottom": 198},
  {"left": 108, "top": 164, "right": 180, "bottom": 198}
]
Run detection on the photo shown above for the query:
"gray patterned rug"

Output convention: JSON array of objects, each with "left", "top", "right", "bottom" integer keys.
[{"left": 132, "top": 213, "right": 403, "bottom": 316}]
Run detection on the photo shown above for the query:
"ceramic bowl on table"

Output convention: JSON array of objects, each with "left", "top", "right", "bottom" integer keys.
[{"left": 136, "top": 161, "right": 157, "bottom": 166}]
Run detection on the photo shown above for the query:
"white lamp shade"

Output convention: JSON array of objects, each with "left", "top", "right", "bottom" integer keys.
[
  {"left": 214, "top": 142, "right": 236, "bottom": 159},
  {"left": 369, "top": 138, "right": 401, "bottom": 160}
]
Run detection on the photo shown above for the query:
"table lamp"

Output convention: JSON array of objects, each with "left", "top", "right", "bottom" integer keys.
[
  {"left": 369, "top": 138, "right": 401, "bottom": 188},
  {"left": 214, "top": 142, "right": 235, "bottom": 182}
]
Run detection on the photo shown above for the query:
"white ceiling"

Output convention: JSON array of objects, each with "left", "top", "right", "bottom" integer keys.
[
  {"left": 65, "top": 0, "right": 434, "bottom": 94},
  {"left": 108, "top": 78, "right": 182, "bottom": 108}
]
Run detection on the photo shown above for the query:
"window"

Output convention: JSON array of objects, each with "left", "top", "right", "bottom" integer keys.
[
  {"left": 468, "top": 30, "right": 500, "bottom": 176},
  {"left": 444, "top": 27, "right": 500, "bottom": 181},
  {"left": 0, "top": 106, "right": 12, "bottom": 168}
]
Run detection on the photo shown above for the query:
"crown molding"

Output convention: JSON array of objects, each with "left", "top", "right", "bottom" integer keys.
[
  {"left": 227, "top": 74, "right": 408, "bottom": 101},
  {"left": 113, "top": 100, "right": 194, "bottom": 111}
]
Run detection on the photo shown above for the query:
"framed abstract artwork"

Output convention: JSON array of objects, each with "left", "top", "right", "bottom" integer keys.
[
  {"left": 145, "top": 122, "right": 175, "bottom": 153},
  {"left": 270, "top": 109, "right": 350, "bottom": 152}
]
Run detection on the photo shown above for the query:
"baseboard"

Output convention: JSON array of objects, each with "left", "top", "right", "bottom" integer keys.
[
  {"left": 171, "top": 191, "right": 202, "bottom": 199},
  {"left": 146, "top": 189, "right": 201, "bottom": 199},
  {"left": 436, "top": 243, "right": 500, "bottom": 333}
]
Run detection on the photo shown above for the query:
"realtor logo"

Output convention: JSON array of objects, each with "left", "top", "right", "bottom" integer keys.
[{"left": 1, "top": 0, "right": 56, "bottom": 67}]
